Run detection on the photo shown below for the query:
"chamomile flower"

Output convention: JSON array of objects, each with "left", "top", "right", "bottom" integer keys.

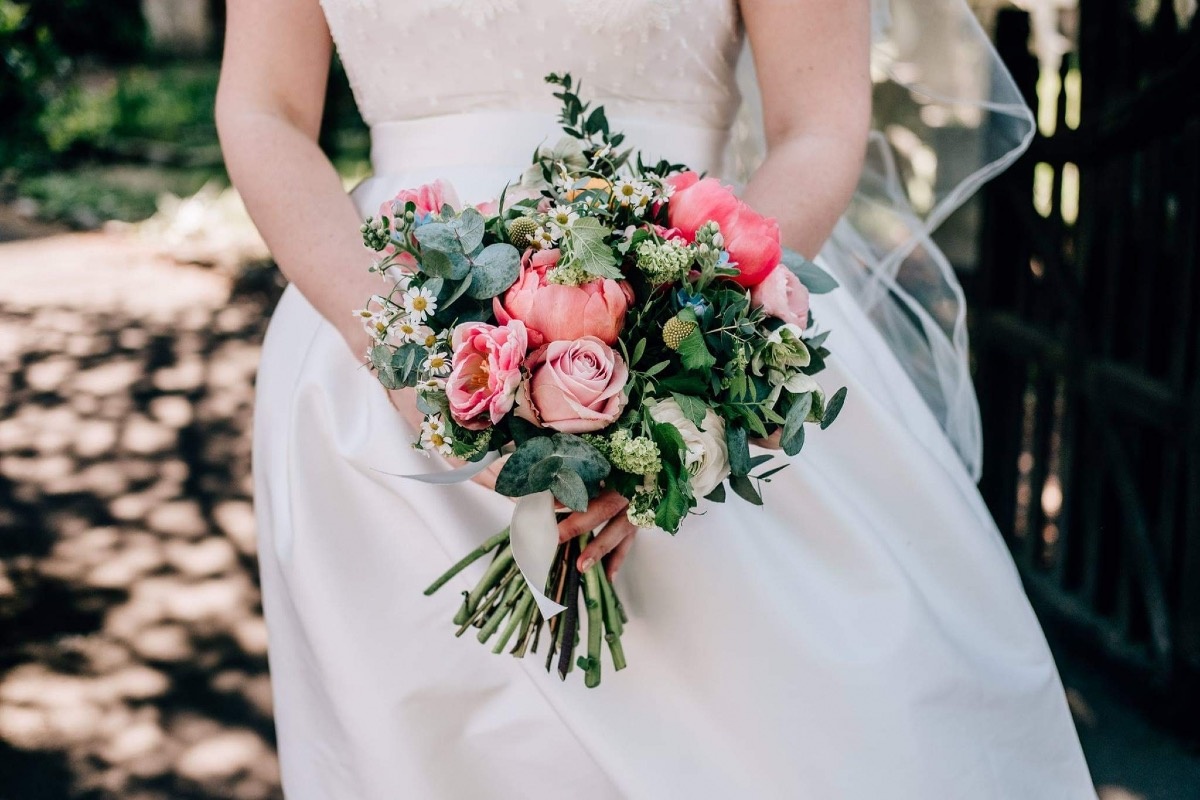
[
  {"left": 613, "top": 178, "right": 651, "bottom": 209},
  {"left": 416, "top": 377, "right": 446, "bottom": 392},
  {"left": 423, "top": 351, "right": 452, "bottom": 377},
  {"left": 402, "top": 286, "right": 438, "bottom": 321},
  {"left": 420, "top": 415, "right": 455, "bottom": 456},
  {"left": 413, "top": 325, "right": 440, "bottom": 349},
  {"left": 388, "top": 315, "right": 421, "bottom": 343},
  {"left": 529, "top": 225, "right": 556, "bottom": 250},
  {"left": 546, "top": 205, "right": 580, "bottom": 238}
]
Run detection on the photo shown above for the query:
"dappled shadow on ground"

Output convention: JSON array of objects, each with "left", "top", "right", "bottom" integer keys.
[{"left": 0, "top": 237, "right": 285, "bottom": 799}]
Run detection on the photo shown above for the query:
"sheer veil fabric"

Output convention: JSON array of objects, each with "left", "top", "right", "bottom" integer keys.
[
  {"left": 248, "top": 1, "right": 1096, "bottom": 797},
  {"left": 731, "top": 0, "right": 1035, "bottom": 480}
]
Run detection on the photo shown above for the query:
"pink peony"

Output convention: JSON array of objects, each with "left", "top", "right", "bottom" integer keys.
[
  {"left": 516, "top": 337, "right": 628, "bottom": 434},
  {"left": 750, "top": 265, "right": 811, "bottom": 329},
  {"left": 446, "top": 320, "right": 529, "bottom": 430},
  {"left": 380, "top": 179, "right": 461, "bottom": 219},
  {"left": 493, "top": 249, "right": 631, "bottom": 346},
  {"left": 665, "top": 171, "right": 783, "bottom": 288}
]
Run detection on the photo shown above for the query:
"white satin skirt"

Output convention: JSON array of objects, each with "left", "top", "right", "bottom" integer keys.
[{"left": 252, "top": 112, "right": 1096, "bottom": 799}]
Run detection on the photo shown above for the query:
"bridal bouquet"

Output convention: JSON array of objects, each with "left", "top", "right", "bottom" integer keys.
[{"left": 356, "top": 75, "right": 845, "bottom": 687}]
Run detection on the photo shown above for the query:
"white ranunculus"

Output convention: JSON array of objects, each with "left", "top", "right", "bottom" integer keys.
[{"left": 648, "top": 398, "right": 730, "bottom": 498}]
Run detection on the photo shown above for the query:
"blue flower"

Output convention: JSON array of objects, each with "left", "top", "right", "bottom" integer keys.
[{"left": 674, "top": 289, "right": 712, "bottom": 321}]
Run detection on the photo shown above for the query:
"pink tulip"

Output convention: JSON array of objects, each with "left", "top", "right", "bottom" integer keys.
[
  {"left": 665, "top": 171, "right": 783, "bottom": 288},
  {"left": 750, "top": 265, "right": 811, "bottom": 329},
  {"left": 446, "top": 320, "right": 529, "bottom": 430},
  {"left": 493, "top": 249, "right": 630, "bottom": 346},
  {"left": 516, "top": 338, "right": 628, "bottom": 434}
]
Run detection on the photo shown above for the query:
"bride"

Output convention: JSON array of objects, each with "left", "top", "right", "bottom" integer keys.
[{"left": 216, "top": 0, "right": 1096, "bottom": 797}]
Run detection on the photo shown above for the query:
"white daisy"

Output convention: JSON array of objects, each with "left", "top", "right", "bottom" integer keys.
[
  {"left": 388, "top": 315, "right": 420, "bottom": 344},
  {"left": 423, "top": 351, "right": 452, "bottom": 377},
  {"left": 402, "top": 286, "right": 438, "bottom": 321},
  {"left": 420, "top": 414, "right": 455, "bottom": 456},
  {"left": 413, "top": 325, "right": 439, "bottom": 349},
  {"left": 546, "top": 205, "right": 580, "bottom": 239},
  {"left": 613, "top": 178, "right": 650, "bottom": 209},
  {"left": 417, "top": 377, "right": 446, "bottom": 392},
  {"left": 529, "top": 225, "right": 556, "bottom": 251}
]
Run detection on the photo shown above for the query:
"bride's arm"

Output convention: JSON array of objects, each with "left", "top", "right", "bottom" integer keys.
[
  {"left": 216, "top": 0, "right": 377, "bottom": 359},
  {"left": 739, "top": 0, "right": 873, "bottom": 259}
]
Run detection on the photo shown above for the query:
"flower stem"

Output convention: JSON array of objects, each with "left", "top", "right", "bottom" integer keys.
[
  {"left": 556, "top": 536, "right": 583, "bottom": 681},
  {"left": 477, "top": 570, "right": 524, "bottom": 644},
  {"left": 581, "top": 560, "right": 604, "bottom": 688},
  {"left": 423, "top": 528, "right": 510, "bottom": 596},
  {"left": 461, "top": 543, "right": 514, "bottom": 617},
  {"left": 494, "top": 592, "right": 533, "bottom": 654}
]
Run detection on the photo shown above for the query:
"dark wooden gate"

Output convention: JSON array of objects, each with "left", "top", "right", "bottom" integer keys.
[{"left": 972, "top": 3, "right": 1200, "bottom": 724}]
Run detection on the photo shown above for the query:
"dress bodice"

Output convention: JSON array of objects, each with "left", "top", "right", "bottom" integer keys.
[{"left": 316, "top": 0, "right": 743, "bottom": 133}]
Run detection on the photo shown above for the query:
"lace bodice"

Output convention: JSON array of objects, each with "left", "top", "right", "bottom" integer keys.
[{"left": 317, "top": 0, "right": 743, "bottom": 133}]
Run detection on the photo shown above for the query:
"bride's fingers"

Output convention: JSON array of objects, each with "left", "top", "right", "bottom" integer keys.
[
  {"left": 605, "top": 530, "right": 636, "bottom": 581},
  {"left": 578, "top": 513, "right": 635, "bottom": 572},
  {"left": 558, "top": 489, "right": 628, "bottom": 543}
]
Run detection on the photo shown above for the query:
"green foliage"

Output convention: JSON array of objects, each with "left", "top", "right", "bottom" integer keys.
[{"left": 495, "top": 434, "right": 611, "bottom": 511}]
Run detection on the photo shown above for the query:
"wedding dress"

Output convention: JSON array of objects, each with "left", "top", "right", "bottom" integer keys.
[{"left": 251, "top": 1, "right": 1096, "bottom": 797}]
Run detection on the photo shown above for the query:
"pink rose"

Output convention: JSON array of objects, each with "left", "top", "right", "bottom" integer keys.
[
  {"left": 493, "top": 248, "right": 631, "bottom": 346},
  {"left": 665, "top": 171, "right": 783, "bottom": 288},
  {"left": 381, "top": 179, "right": 461, "bottom": 219},
  {"left": 446, "top": 320, "right": 529, "bottom": 430},
  {"left": 750, "top": 265, "right": 810, "bottom": 329},
  {"left": 516, "top": 337, "right": 628, "bottom": 434}
]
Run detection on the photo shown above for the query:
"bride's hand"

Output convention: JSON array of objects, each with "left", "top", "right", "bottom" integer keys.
[
  {"left": 558, "top": 489, "right": 636, "bottom": 581},
  {"left": 751, "top": 430, "right": 783, "bottom": 450}
]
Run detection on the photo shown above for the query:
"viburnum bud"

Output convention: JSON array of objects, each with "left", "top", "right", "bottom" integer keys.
[{"left": 662, "top": 316, "right": 697, "bottom": 350}]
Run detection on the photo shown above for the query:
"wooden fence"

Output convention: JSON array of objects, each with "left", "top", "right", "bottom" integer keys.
[{"left": 972, "top": 4, "right": 1200, "bottom": 725}]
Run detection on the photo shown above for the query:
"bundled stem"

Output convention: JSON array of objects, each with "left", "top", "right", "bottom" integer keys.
[{"left": 424, "top": 527, "right": 631, "bottom": 687}]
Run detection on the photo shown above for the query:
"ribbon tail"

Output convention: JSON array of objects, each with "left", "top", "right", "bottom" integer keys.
[
  {"left": 370, "top": 449, "right": 500, "bottom": 484},
  {"left": 510, "top": 491, "right": 566, "bottom": 619}
]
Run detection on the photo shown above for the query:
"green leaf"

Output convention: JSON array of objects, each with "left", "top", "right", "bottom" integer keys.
[
  {"left": 781, "top": 392, "right": 813, "bottom": 455},
  {"left": 748, "top": 454, "right": 774, "bottom": 469},
  {"left": 549, "top": 433, "right": 611, "bottom": 486},
  {"left": 821, "top": 386, "right": 848, "bottom": 429},
  {"left": 671, "top": 393, "right": 707, "bottom": 430},
  {"left": 563, "top": 216, "right": 621, "bottom": 279},
  {"left": 756, "top": 464, "right": 789, "bottom": 481},
  {"left": 419, "top": 248, "right": 461, "bottom": 279},
  {"left": 495, "top": 437, "right": 556, "bottom": 496},
  {"left": 630, "top": 338, "right": 646, "bottom": 367},
  {"left": 654, "top": 472, "right": 688, "bottom": 533},
  {"left": 642, "top": 359, "right": 671, "bottom": 378},
  {"left": 729, "top": 474, "right": 763, "bottom": 506},
  {"left": 449, "top": 208, "right": 486, "bottom": 253},
  {"left": 676, "top": 328, "right": 716, "bottom": 371},
  {"left": 741, "top": 408, "right": 768, "bottom": 438},
  {"left": 444, "top": 273, "right": 474, "bottom": 307},
  {"left": 369, "top": 345, "right": 393, "bottom": 372},
  {"left": 552, "top": 470, "right": 589, "bottom": 512},
  {"left": 726, "top": 425, "right": 751, "bottom": 477},
  {"left": 704, "top": 482, "right": 726, "bottom": 503},
  {"left": 466, "top": 243, "right": 521, "bottom": 299},
  {"left": 649, "top": 420, "right": 687, "bottom": 470},
  {"left": 412, "top": 221, "right": 458, "bottom": 253},
  {"left": 781, "top": 248, "right": 839, "bottom": 294}
]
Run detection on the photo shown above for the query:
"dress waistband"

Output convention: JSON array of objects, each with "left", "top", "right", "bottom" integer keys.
[{"left": 369, "top": 110, "right": 731, "bottom": 176}]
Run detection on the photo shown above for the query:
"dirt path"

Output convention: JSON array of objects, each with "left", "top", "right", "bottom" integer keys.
[{"left": 0, "top": 230, "right": 284, "bottom": 799}]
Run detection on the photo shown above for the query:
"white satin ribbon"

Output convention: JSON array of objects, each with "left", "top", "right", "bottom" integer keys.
[
  {"left": 509, "top": 491, "right": 567, "bottom": 618},
  {"left": 386, "top": 451, "right": 566, "bottom": 619}
]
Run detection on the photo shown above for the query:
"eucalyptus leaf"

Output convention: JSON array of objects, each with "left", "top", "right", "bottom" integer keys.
[
  {"left": 466, "top": 243, "right": 521, "bottom": 299},
  {"left": 726, "top": 425, "right": 751, "bottom": 477},
  {"left": 704, "top": 483, "right": 726, "bottom": 503},
  {"left": 781, "top": 392, "right": 813, "bottom": 454},
  {"left": 782, "top": 248, "right": 839, "bottom": 294},
  {"left": 821, "top": 386, "right": 848, "bottom": 429},
  {"left": 495, "top": 437, "right": 557, "bottom": 497},
  {"left": 449, "top": 208, "right": 486, "bottom": 253},
  {"left": 412, "top": 222, "right": 460, "bottom": 253},
  {"left": 729, "top": 474, "right": 763, "bottom": 506},
  {"left": 552, "top": 470, "right": 589, "bottom": 512},
  {"left": 420, "top": 248, "right": 462, "bottom": 279},
  {"left": 444, "top": 273, "right": 474, "bottom": 307}
]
